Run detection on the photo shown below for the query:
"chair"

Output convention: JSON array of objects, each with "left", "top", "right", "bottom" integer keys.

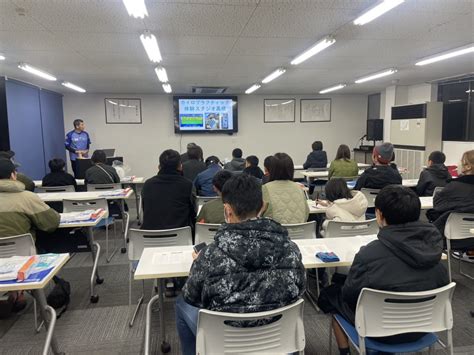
[
  {"left": 196, "top": 196, "right": 219, "bottom": 207},
  {"left": 196, "top": 298, "right": 305, "bottom": 355},
  {"left": 195, "top": 223, "right": 221, "bottom": 244},
  {"left": 360, "top": 188, "right": 380, "bottom": 209},
  {"left": 330, "top": 283, "right": 456, "bottom": 355},
  {"left": 444, "top": 212, "right": 474, "bottom": 281},
  {"left": 63, "top": 198, "right": 117, "bottom": 262},
  {"left": 36, "top": 185, "right": 75, "bottom": 193},
  {"left": 127, "top": 227, "right": 192, "bottom": 327},
  {"left": 283, "top": 221, "right": 316, "bottom": 240},
  {"left": 324, "top": 219, "right": 379, "bottom": 239}
]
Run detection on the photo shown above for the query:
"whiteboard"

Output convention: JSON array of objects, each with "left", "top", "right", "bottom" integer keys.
[
  {"left": 264, "top": 99, "right": 295, "bottom": 123},
  {"left": 105, "top": 98, "right": 142, "bottom": 124}
]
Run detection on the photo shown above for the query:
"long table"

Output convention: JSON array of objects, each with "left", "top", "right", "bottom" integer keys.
[{"left": 37, "top": 189, "right": 134, "bottom": 202}]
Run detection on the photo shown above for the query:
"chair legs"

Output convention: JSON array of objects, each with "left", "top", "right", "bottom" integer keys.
[
  {"left": 105, "top": 220, "right": 118, "bottom": 263},
  {"left": 459, "top": 257, "right": 474, "bottom": 280},
  {"left": 328, "top": 318, "right": 333, "bottom": 354},
  {"left": 128, "top": 263, "right": 145, "bottom": 327}
]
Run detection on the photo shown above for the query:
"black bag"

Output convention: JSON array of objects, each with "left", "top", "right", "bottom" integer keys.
[{"left": 47, "top": 276, "right": 71, "bottom": 318}]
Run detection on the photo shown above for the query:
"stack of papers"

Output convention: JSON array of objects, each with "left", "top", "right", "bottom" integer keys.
[
  {"left": 121, "top": 176, "right": 136, "bottom": 182},
  {"left": 0, "top": 254, "right": 61, "bottom": 282},
  {"left": 98, "top": 187, "right": 131, "bottom": 197},
  {"left": 60, "top": 209, "right": 104, "bottom": 224}
]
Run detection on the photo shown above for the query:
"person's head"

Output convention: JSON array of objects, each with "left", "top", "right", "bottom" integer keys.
[
  {"left": 0, "top": 150, "right": 18, "bottom": 167},
  {"left": 91, "top": 150, "right": 107, "bottom": 164},
  {"left": 269, "top": 152, "right": 294, "bottom": 181},
  {"left": 374, "top": 185, "right": 420, "bottom": 227},
  {"left": 459, "top": 150, "right": 474, "bottom": 176},
  {"left": 49, "top": 158, "right": 66, "bottom": 173},
  {"left": 221, "top": 174, "right": 263, "bottom": 223},
  {"left": 205, "top": 156, "right": 220, "bottom": 167},
  {"left": 0, "top": 159, "right": 17, "bottom": 180},
  {"left": 312, "top": 141, "right": 323, "bottom": 151},
  {"left": 335, "top": 144, "right": 351, "bottom": 161},
  {"left": 232, "top": 148, "right": 243, "bottom": 159},
  {"left": 73, "top": 119, "right": 85, "bottom": 131},
  {"left": 427, "top": 151, "right": 446, "bottom": 166},
  {"left": 212, "top": 170, "right": 233, "bottom": 195},
  {"left": 325, "top": 178, "right": 353, "bottom": 202},
  {"left": 159, "top": 149, "right": 182, "bottom": 172},
  {"left": 263, "top": 155, "right": 275, "bottom": 175},
  {"left": 245, "top": 155, "right": 259, "bottom": 168},
  {"left": 372, "top": 142, "right": 394, "bottom": 165},
  {"left": 187, "top": 146, "right": 202, "bottom": 161}
]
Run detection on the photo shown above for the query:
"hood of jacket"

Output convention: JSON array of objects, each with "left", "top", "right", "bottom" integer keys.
[
  {"left": 378, "top": 221, "right": 443, "bottom": 269},
  {"left": 426, "top": 164, "right": 451, "bottom": 180},
  {"left": 214, "top": 218, "right": 291, "bottom": 270},
  {"left": 229, "top": 158, "right": 245, "bottom": 170},
  {"left": 332, "top": 191, "right": 368, "bottom": 218},
  {"left": 0, "top": 179, "right": 25, "bottom": 193}
]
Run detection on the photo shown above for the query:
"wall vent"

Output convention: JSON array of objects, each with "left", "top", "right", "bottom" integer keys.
[{"left": 191, "top": 86, "right": 227, "bottom": 94}]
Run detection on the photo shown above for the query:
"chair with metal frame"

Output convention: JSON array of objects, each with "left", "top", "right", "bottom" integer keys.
[
  {"left": 324, "top": 219, "right": 379, "bottom": 239},
  {"left": 196, "top": 196, "right": 219, "bottom": 207},
  {"left": 195, "top": 223, "right": 221, "bottom": 244},
  {"left": 444, "top": 212, "right": 474, "bottom": 281}
]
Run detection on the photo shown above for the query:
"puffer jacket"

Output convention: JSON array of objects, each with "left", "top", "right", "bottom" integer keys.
[
  {"left": 303, "top": 150, "right": 328, "bottom": 169},
  {"left": 262, "top": 180, "right": 309, "bottom": 224},
  {"left": 182, "top": 218, "right": 306, "bottom": 312},
  {"left": 354, "top": 165, "right": 402, "bottom": 190},
  {"left": 325, "top": 191, "right": 368, "bottom": 222}
]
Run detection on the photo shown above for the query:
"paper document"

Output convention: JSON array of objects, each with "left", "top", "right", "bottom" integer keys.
[
  {"left": 0, "top": 256, "right": 31, "bottom": 281},
  {"left": 152, "top": 251, "right": 187, "bottom": 265},
  {"left": 60, "top": 209, "right": 103, "bottom": 223}
]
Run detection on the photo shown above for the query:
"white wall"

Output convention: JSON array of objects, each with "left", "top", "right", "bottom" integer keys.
[
  {"left": 63, "top": 94, "right": 368, "bottom": 178},
  {"left": 443, "top": 141, "right": 474, "bottom": 165}
]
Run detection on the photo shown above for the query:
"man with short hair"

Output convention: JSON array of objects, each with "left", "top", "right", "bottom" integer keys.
[
  {"left": 182, "top": 146, "right": 206, "bottom": 182},
  {"left": 224, "top": 148, "right": 245, "bottom": 172},
  {"left": 196, "top": 170, "right": 233, "bottom": 223},
  {"left": 84, "top": 150, "right": 120, "bottom": 185},
  {"left": 65, "top": 119, "right": 91, "bottom": 177},
  {"left": 0, "top": 150, "right": 35, "bottom": 191},
  {"left": 416, "top": 150, "right": 451, "bottom": 196},
  {"left": 180, "top": 143, "right": 201, "bottom": 164},
  {"left": 176, "top": 174, "right": 306, "bottom": 355}
]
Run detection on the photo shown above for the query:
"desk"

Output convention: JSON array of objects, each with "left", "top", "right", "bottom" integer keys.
[
  {"left": 302, "top": 169, "right": 366, "bottom": 181},
  {"left": 0, "top": 253, "right": 70, "bottom": 354},
  {"left": 37, "top": 189, "right": 134, "bottom": 202},
  {"left": 471, "top": 229, "right": 474, "bottom": 234}
]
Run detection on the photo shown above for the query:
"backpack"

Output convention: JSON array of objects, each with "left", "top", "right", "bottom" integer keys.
[{"left": 47, "top": 276, "right": 71, "bottom": 318}]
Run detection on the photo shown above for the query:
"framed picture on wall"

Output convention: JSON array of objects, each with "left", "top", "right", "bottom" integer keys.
[
  {"left": 300, "top": 99, "right": 331, "bottom": 123},
  {"left": 105, "top": 98, "right": 142, "bottom": 124},
  {"left": 264, "top": 99, "right": 295, "bottom": 123}
]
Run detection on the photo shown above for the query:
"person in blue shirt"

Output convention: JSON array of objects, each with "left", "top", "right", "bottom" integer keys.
[
  {"left": 65, "top": 119, "right": 91, "bottom": 177},
  {"left": 194, "top": 156, "right": 222, "bottom": 196}
]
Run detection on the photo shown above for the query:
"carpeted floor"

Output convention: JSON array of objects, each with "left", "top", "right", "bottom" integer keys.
[{"left": 1, "top": 217, "right": 473, "bottom": 355}]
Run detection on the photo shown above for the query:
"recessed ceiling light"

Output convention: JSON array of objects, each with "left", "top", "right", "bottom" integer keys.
[
  {"left": 245, "top": 84, "right": 261, "bottom": 94},
  {"left": 18, "top": 63, "right": 57, "bottom": 81},
  {"left": 261, "top": 68, "right": 286, "bottom": 84},
  {"left": 415, "top": 45, "right": 474, "bottom": 66},
  {"left": 354, "top": 0, "right": 405, "bottom": 26},
  {"left": 162, "top": 83, "right": 172, "bottom": 93},
  {"left": 355, "top": 69, "right": 397, "bottom": 84},
  {"left": 155, "top": 66, "right": 168, "bottom": 83},
  {"left": 290, "top": 36, "right": 336, "bottom": 66},
  {"left": 140, "top": 31, "right": 162, "bottom": 63},
  {"left": 62, "top": 82, "right": 86, "bottom": 93},
  {"left": 122, "top": 0, "right": 148, "bottom": 18},
  {"left": 319, "top": 84, "right": 347, "bottom": 94}
]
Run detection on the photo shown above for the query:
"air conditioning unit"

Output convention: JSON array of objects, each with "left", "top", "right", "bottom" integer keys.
[
  {"left": 191, "top": 86, "right": 227, "bottom": 94},
  {"left": 390, "top": 102, "right": 443, "bottom": 179}
]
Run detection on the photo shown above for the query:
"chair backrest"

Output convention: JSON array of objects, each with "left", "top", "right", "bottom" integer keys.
[
  {"left": 128, "top": 227, "right": 192, "bottom": 261},
  {"left": 0, "top": 233, "right": 36, "bottom": 258},
  {"left": 196, "top": 196, "right": 219, "bottom": 206},
  {"left": 355, "top": 283, "right": 456, "bottom": 338},
  {"left": 444, "top": 213, "right": 474, "bottom": 241},
  {"left": 325, "top": 219, "right": 379, "bottom": 239},
  {"left": 63, "top": 198, "right": 109, "bottom": 218},
  {"left": 433, "top": 186, "right": 444, "bottom": 198},
  {"left": 360, "top": 188, "right": 380, "bottom": 208},
  {"left": 195, "top": 223, "right": 221, "bottom": 244},
  {"left": 196, "top": 299, "right": 305, "bottom": 355},
  {"left": 36, "top": 185, "right": 75, "bottom": 193},
  {"left": 87, "top": 183, "right": 122, "bottom": 192},
  {"left": 282, "top": 221, "right": 316, "bottom": 240}
]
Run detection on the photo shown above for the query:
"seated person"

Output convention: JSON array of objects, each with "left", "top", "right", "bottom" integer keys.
[
  {"left": 180, "top": 142, "right": 202, "bottom": 163},
  {"left": 141, "top": 149, "right": 196, "bottom": 230},
  {"left": 261, "top": 155, "right": 274, "bottom": 185},
  {"left": 319, "top": 178, "right": 368, "bottom": 233},
  {"left": 416, "top": 151, "right": 451, "bottom": 196},
  {"left": 242, "top": 155, "right": 263, "bottom": 179},
  {"left": 194, "top": 156, "right": 222, "bottom": 197},
  {"left": 303, "top": 140, "right": 327, "bottom": 169},
  {"left": 197, "top": 170, "right": 233, "bottom": 224},
  {"left": 223, "top": 148, "right": 245, "bottom": 172},
  {"left": 427, "top": 150, "right": 474, "bottom": 251},
  {"left": 0, "top": 150, "right": 35, "bottom": 192},
  {"left": 354, "top": 142, "right": 402, "bottom": 190},
  {"left": 176, "top": 174, "right": 306, "bottom": 355},
  {"left": 318, "top": 185, "right": 449, "bottom": 354},
  {"left": 84, "top": 150, "right": 120, "bottom": 185},
  {"left": 182, "top": 146, "right": 206, "bottom": 182},
  {"left": 328, "top": 144, "right": 359, "bottom": 179},
  {"left": 42, "top": 158, "right": 77, "bottom": 191},
  {"left": 262, "top": 153, "right": 309, "bottom": 224}
]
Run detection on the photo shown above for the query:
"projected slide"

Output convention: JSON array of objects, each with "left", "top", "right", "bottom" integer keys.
[{"left": 178, "top": 99, "right": 233, "bottom": 131}]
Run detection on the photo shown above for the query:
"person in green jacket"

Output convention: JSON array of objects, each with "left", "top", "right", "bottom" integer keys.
[
  {"left": 197, "top": 170, "right": 233, "bottom": 224},
  {"left": 328, "top": 144, "right": 359, "bottom": 180},
  {"left": 0, "top": 151, "right": 35, "bottom": 191}
]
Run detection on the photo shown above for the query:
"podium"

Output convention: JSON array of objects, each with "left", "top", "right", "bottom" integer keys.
[{"left": 75, "top": 156, "right": 123, "bottom": 179}]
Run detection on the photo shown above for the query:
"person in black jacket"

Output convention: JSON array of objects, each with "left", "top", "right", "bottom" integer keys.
[
  {"left": 182, "top": 146, "right": 206, "bottom": 182},
  {"left": 303, "top": 141, "right": 327, "bottom": 169},
  {"left": 141, "top": 149, "right": 196, "bottom": 231},
  {"left": 84, "top": 150, "right": 120, "bottom": 185},
  {"left": 42, "top": 158, "right": 77, "bottom": 191},
  {"left": 354, "top": 142, "right": 402, "bottom": 190},
  {"left": 176, "top": 174, "right": 305, "bottom": 355},
  {"left": 318, "top": 185, "right": 449, "bottom": 354},
  {"left": 416, "top": 151, "right": 451, "bottom": 196},
  {"left": 242, "top": 155, "right": 264, "bottom": 179},
  {"left": 427, "top": 150, "right": 474, "bottom": 250}
]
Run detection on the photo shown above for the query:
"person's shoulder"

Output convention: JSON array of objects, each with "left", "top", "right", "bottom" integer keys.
[{"left": 355, "top": 239, "right": 385, "bottom": 260}]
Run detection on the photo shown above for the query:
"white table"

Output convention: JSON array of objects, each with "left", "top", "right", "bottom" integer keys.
[
  {"left": 0, "top": 253, "right": 70, "bottom": 354},
  {"left": 471, "top": 229, "right": 474, "bottom": 234},
  {"left": 37, "top": 188, "right": 134, "bottom": 202}
]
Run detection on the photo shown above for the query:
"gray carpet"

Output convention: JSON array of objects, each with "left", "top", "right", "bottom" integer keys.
[{"left": 1, "top": 218, "right": 473, "bottom": 354}]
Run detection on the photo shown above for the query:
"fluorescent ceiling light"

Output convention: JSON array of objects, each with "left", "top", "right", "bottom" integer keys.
[
  {"left": 18, "top": 63, "right": 57, "bottom": 81},
  {"left": 0, "top": 55, "right": 5, "bottom": 61},
  {"left": 415, "top": 45, "right": 474, "bottom": 66},
  {"left": 140, "top": 31, "right": 162, "bottom": 63},
  {"left": 122, "top": 0, "right": 148, "bottom": 18},
  {"left": 245, "top": 84, "right": 261, "bottom": 94},
  {"left": 291, "top": 36, "right": 336, "bottom": 65},
  {"left": 262, "top": 68, "right": 286, "bottom": 84},
  {"left": 354, "top": 0, "right": 404, "bottom": 26},
  {"left": 355, "top": 68, "right": 397, "bottom": 84},
  {"left": 319, "top": 84, "right": 346, "bottom": 94},
  {"left": 155, "top": 66, "right": 168, "bottom": 83},
  {"left": 162, "top": 83, "right": 172, "bottom": 93},
  {"left": 62, "top": 82, "right": 86, "bottom": 93}
]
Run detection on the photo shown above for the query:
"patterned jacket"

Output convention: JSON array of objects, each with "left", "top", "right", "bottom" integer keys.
[{"left": 183, "top": 218, "right": 306, "bottom": 313}]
